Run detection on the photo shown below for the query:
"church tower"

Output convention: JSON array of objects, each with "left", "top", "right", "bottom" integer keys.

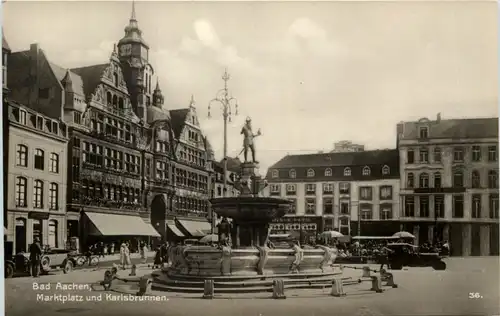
[
  {"left": 117, "top": 1, "right": 154, "bottom": 122},
  {"left": 152, "top": 79, "right": 164, "bottom": 108}
]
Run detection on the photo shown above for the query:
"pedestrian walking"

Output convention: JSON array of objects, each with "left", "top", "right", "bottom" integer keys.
[
  {"left": 29, "top": 237, "right": 43, "bottom": 277},
  {"left": 120, "top": 243, "right": 127, "bottom": 269},
  {"left": 124, "top": 242, "right": 132, "bottom": 267}
]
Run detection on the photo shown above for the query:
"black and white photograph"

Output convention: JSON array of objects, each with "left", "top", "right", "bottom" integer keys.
[{"left": 1, "top": 1, "right": 499, "bottom": 315}]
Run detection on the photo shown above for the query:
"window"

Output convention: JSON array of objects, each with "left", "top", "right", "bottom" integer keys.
[
  {"left": 324, "top": 168, "right": 332, "bottom": 176},
  {"left": 452, "top": 195, "right": 464, "bottom": 218},
  {"left": 488, "top": 170, "right": 498, "bottom": 188},
  {"left": 433, "top": 147, "right": 442, "bottom": 163},
  {"left": 19, "top": 110, "right": 27, "bottom": 125},
  {"left": 362, "top": 166, "right": 371, "bottom": 176},
  {"left": 340, "top": 202, "right": 349, "bottom": 215},
  {"left": 37, "top": 116, "right": 43, "bottom": 130},
  {"left": 343, "top": 167, "right": 351, "bottom": 176},
  {"left": 49, "top": 153, "right": 59, "bottom": 173},
  {"left": 32, "top": 219, "right": 42, "bottom": 246},
  {"left": 407, "top": 173, "right": 414, "bottom": 188},
  {"left": 52, "top": 121, "right": 58, "bottom": 135},
  {"left": 286, "top": 184, "right": 296, "bottom": 194},
  {"left": 73, "top": 112, "right": 82, "bottom": 124},
  {"left": 453, "top": 147, "right": 464, "bottom": 162},
  {"left": 34, "top": 149, "right": 44, "bottom": 170},
  {"left": 156, "top": 161, "right": 167, "bottom": 179},
  {"left": 419, "top": 127, "right": 428, "bottom": 138},
  {"left": 49, "top": 183, "right": 58, "bottom": 210},
  {"left": 33, "top": 180, "right": 44, "bottom": 209},
  {"left": 270, "top": 184, "right": 281, "bottom": 194},
  {"left": 434, "top": 172, "right": 442, "bottom": 188},
  {"left": 453, "top": 170, "right": 464, "bottom": 187},
  {"left": 271, "top": 170, "right": 279, "bottom": 178},
  {"left": 488, "top": 146, "right": 497, "bottom": 162},
  {"left": 113, "top": 72, "right": 119, "bottom": 86},
  {"left": 85, "top": 143, "right": 104, "bottom": 167},
  {"left": 360, "top": 204, "right": 373, "bottom": 220},
  {"left": 48, "top": 220, "right": 58, "bottom": 249},
  {"left": 287, "top": 198, "right": 297, "bottom": 214},
  {"left": 305, "top": 198, "right": 316, "bottom": 215},
  {"left": 289, "top": 169, "right": 296, "bottom": 179},
  {"left": 305, "top": 184, "right": 316, "bottom": 194},
  {"left": 359, "top": 187, "right": 372, "bottom": 200},
  {"left": 323, "top": 198, "right": 333, "bottom": 214},
  {"left": 472, "top": 194, "right": 481, "bottom": 218},
  {"left": 435, "top": 195, "right": 444, "bottom": 218},
  {"left": 380, "top": 204, "right": 393, "bottom": 219},
  {"left": 489, "top": 194, "right": 499, "bottom": 219},
  {"left": 472, "top": 146, "right": 481, "bottom": 162},
  {"left": 322, "top": 183, "right": 333, "bottom": 194},
  {"left": 15, "top": 177, "right": 27, "bottom": 207},
  {"left": 382, "top": 165, "right": 390, "bottom": 175},
  {"left": 407, "top": 149, "right": 415, "bottom": 164},
  {"left": 404, "top": 196, "right": 415, "bottom": 217},
  {"left": 307, "top": 169, "right": 315, "bottom": 177},
  {"left": 16, "top": 145, "right": 28, "bottom": 167},
  {"left": 339, "top": 182, "right": 350, "bottom": 194},
  {"left": 380, "top": 186, "right": 392, "bottom": 200},
  {"left": 125, "top": 154, "right": 140, "bottom": 174},
  {"left": 419, "top": 196, "right": 429, "bottom": 217},
  {"left": 419, "top": 173, "right": 429, "bottom": 188},
  {"left": 471, "top": 170, "right": 481, "bottom": 188},
  {"left": 419, "top": 148, "right": 429, "bottom": 163}
]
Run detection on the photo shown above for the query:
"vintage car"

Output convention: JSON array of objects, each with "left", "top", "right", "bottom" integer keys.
[
  {"left": 386, "top": 242, "right": 447, "bottom": 270},
  {"left": 5, "top": 249, "right": 78, "bottom": 278}
]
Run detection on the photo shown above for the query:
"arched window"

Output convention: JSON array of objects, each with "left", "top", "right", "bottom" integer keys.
[
  {"left": 488, "top": 170, "right": 498, "bottom": 189},
  {"left": 407, "top": 173, "right": 414, "bottom": 188},
  {"left": 48, "top": 220, "right": 58, "bottom": 249},
  {"left": 113, "top": 72, "right": 119, "bottom": 86},
  {"left": 324, "top": 168, "right": 332, "bottom": 177},
  {"left": 271, "top": 170, "right": 279, "bottom": 178},
  {"left": 15, "top": 218, "right": 27, "bottom": 253},
  {"left": 33, "top": 180, "right": 44, "bottom": 209},
  {"left": 34, "top": 149, "right": 44, "bottom": 170},
  {"left": 453, "top": 170, "right": 464, "bottom": 187},
  {"left": 289, "top": 169, "right": 296, "bottom": 179},
  {"left": 32, "top": 219, "right": 42, "bottom": 244},
  {"left": 471, "top": 170, "right": 481, "bottom": 188},
  {"left": 49, "top": 183, "right": 59, "bottom": 210},
  {"left": 343, "top": 167, "right": 351, "bottom": 177},
  {"left": 106, "top": 92, "right": 112, "bottom": 105},
  {"left": 118, "top": 98, "right": 124, "bottom": 110},
  {"left": 15, "top": 177, "right": 27, "bottom": 207},
  {"left": 382, "top": 165, "right": 390, "bottom": 175},
  {"left": 419, "top": 173, "right": 429, "bottom": 188},
  {"left": 362, "top": 166, "right": 371, "bottom": 176},
  {"left": 112, "top": 95, "right": 118, "bottom": 107},
  {"left": 434, "top": 172, "right": 442, "bottom": 188},
  {"left": 307, "top": 169, "right": 315, "bottom": 177},
  {"left": 16, "top": 144, "right": 28, "bottom": 167}
]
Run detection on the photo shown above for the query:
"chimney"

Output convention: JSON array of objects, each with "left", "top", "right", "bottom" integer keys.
[
  {"left": 436, "top": 113, "right": 441, "bottom": 122},
  {"left": 29, "top": 43, "right": 40, "bottom": 107}
]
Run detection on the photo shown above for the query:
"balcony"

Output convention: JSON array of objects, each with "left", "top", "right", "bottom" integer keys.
[
  {"left": 173, "top": 208, "right": 208, "bottom": 218},
  {"left": 80, "top": 196, "right": 142, "bottom": 210}
]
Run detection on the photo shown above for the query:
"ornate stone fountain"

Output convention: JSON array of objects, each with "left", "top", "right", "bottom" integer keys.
[{"left": 152, "top": 118, "right": 338, "bottom": 293}]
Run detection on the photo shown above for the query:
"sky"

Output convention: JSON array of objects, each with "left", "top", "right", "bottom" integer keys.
[{"left": 3, "top": 1, "right": 498, "bottom": 172}]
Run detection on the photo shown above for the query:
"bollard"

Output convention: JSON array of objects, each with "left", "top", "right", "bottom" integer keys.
[
  {"left": 203, "top": 279, "right": 214, "bottom": 299},
  {"left": 136, "top": 276, "right": 152, "bottom": 296},
  {"left": 101, "top": 270, "right": 113, "bottom": 291},
  {"left": 330, "top": 278, "right": 346, "bottom": 297},
  {"left": 272, "top": 279, "right": 286, "bottom": 299},
  {"left": 362, "top": 266, "right": 371, "bottom": 278},
  {"left": 370, "top": 275, "right": 384, "bottom": 293},
  {"left": 129, "top": 264, "right": 137, "bottom": 276},
  {"left": 382, "top": 271, "right": 398, "bottom": 288}
]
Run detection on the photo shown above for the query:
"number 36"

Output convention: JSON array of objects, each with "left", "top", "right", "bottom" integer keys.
[{"left": 469, "top": 292, "right": 482, "bottom": 299}]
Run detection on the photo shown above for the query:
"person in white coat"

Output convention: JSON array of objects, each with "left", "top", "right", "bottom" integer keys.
[{"left": 120, "top": 243, "right": 127, "bottom": 269}]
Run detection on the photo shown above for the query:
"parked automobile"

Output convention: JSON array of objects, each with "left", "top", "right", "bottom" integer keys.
[
  {"left": 5, "top": 249, "right": 79, "bottom": 278},
  {"left": 386, "top": 243, "right": 447, "bottom": 270}
]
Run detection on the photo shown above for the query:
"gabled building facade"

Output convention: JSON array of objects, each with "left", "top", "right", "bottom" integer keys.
[
  {"left": 264, "top": 149, "right": 400, "bottom": 244},
  {"left": 397, "top": 115, "right": 499, "bottom": 256}
]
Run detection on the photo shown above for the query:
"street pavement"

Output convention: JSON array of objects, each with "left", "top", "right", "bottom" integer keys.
[{"left": 5, "top": 257, "right": 499, "bottom": 316}]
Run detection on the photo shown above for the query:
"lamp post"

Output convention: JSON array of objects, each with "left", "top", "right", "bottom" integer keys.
[{"left": 208, "top": 68, "right": 239, "bottom": 198}]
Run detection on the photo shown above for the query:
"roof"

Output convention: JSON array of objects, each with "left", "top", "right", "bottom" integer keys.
[
  {"left": 2, "top": 34, "right": 10, "bottom": 51},
  {"left": 70, "top": 64, "right": 109, "bottom": 97},
  {"left": 169, "top": 108, "right": 190, "bottom": 138},
  {"left": 147, "top": 106, "right": 171, "bottom": 124},
  {"left": 399, "top": 117, "right": 498, "bottom": 140},
  {"left": 49, "top": 62, "right": 84, "bottom": 96}
]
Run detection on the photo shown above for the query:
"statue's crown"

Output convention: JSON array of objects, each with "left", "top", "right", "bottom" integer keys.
[{"left": 246, "top": 117, "right": 251, "bottom": 122}]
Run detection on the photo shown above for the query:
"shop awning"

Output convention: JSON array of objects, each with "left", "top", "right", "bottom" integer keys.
[
  {"left": 167, "top": 224, "right": 185, "bottom": 237},
  {"left": 86, "top": 212, "right": 160, "bottom": 237},
  {"left": 177, "top": 220, "right": 211, "bottom": 237}
]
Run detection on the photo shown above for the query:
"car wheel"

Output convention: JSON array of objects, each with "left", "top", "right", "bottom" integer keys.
[
  {"left": 75, "top": 256, "right": 86, "bottom": 266},
  {"left": 5, "top": 264, "right": 14, "bottom": 278},
  {"left": 40, "top": 256, "right": 51, "bottom": 272},
  {"left": 63, "top": 260, "right": 74, "bottom": 274},
  {"left": 89, "top": 257, "right": 99, "bottom": 266}
]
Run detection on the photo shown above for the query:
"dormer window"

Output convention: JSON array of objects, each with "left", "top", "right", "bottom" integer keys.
[
  {"left": 307, "top": 169, "right": 315, "bottom": 177},
  {"left": 289, "top": 169, "right": 296, "bottom": 179},
  {"left": 382, "top": 165, "right": 390, "bottom": 175},
  {"left": 52, "top": 121, "right": 59, "bottom": 135},
  {"left": 36, "top": 116, "right": 44, "bottom": 130},
  {"left": 419, "top": 127, "right": 429, "bottom": 139},
  {"left": 73, "top": 112, "right": 81, "bottom": 124},
  {"left": 271, "top": 170, "right": 279, "bottom": 178},
  {"left": 362, "top": 166, "right": 371, "bottom": 176},
  {"left": 19, "top": 110, "right": 27, "bottom": 125},
  {"left": 343, "top": 167, "right": 351, "bottom": 177},
  {"left": 113, "top": 72, "right": 119, "bottom": 86},
  {"left": 324, "top": 168, "right": 332, "bottom": 176}
]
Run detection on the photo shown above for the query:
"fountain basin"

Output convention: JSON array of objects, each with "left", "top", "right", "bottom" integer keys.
[{"left": 210, "top": 197, "right": 293, "bottom": 221}]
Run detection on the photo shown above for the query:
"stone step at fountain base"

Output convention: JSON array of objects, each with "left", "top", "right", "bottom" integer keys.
[{"left": 152, "top": 272, "right": 348, "bottom": 294}]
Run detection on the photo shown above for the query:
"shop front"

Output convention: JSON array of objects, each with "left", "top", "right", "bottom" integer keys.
[{"left": 270, "top": 216, "right": 322, "bottom": 245}]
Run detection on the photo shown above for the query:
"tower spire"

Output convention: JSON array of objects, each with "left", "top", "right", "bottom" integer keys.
[
  {"left": 190, "top": 94, "right": 196, "bottom": 108},
  {"left": 131, "top": 0, "right": 137, "bottom": 21}
]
